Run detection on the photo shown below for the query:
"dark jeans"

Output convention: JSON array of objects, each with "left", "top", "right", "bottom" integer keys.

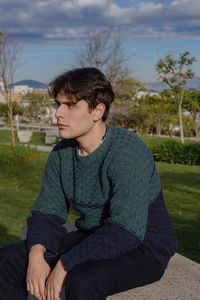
[{"left": 0, "top": 231, "right": 165, "bottom": 300}]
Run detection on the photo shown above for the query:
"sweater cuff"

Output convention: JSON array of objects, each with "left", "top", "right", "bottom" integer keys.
[
  {"left": 26, "top": 210, "right": 67, "bottom": 254},
  {"left": 60, "top": 220, "right": 140, "bottom": 271}
]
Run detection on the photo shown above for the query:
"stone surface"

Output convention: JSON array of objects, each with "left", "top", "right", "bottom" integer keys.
[
  {"left": 45, "top": 135, "right": 56, "bottom": 144},
  {"left": 45, "top": 129, "right": 59, "bottom": 137},
  {"left": 18, "top": 130, "right": 32, "bottom": 142},
  {"left": 108, "top": 253, "right": 200, "bottom": 300}
]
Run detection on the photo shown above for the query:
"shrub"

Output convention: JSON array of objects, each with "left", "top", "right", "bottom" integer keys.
[
  {"left": 149, "top": 140, "right": 200, "bottom": 165},
  {"left": 0, "top": 145, "right": 40, "bottom": 166}
]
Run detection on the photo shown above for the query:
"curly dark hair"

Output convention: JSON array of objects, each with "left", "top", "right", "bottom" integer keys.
[{"left": 48, "top": 67, "right": 114, "bottom": 121}]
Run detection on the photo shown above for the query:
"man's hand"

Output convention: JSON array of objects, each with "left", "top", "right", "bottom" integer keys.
[
  {"left": 45, "top": 260, "right": 67, "bottom": 300},
  {"left": 27, "top": 244, "right": 51, "bottom": 300}
]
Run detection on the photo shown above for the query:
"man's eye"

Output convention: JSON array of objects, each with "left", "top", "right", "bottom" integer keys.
[
  {"left": 67, "top": 103, "right": 75, "bottom": 107},
  {"left": 53, "top": 102, "right": 60, "bottom": 109}
]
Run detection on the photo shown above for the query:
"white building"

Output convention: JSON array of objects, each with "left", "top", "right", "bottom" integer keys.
[
  {"left": 13, "top": 85, "right": 33, "bottom": 95},
  {"left": 135, "top": 90, "right": 160, "bottom": 99}
]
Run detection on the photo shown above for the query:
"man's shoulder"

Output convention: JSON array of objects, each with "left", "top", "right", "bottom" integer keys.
[{"left": 109, "top": 125, "right": 148, "bottom": 152}]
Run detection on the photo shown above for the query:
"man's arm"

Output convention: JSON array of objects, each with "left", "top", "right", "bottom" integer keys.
[
  {"left": 26, "top": 144, "right": 68, "bottom": 255},
  {"left": 26, "top": 144, "right": 69, "bottom": 299},
  {"left": 27, "top": 244, "right": 50, "bottom": 300}
]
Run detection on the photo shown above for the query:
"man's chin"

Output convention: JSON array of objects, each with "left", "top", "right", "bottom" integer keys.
[{"left": 58, "top": 129, "right": 74, "bottom": 140}]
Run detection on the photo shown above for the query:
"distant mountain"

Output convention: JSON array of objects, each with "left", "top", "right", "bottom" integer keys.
[
  {"left": 12, "top": 80, "right": 48, "bottom": 89},
  {"left": 146, "top": 76, "right": 200, "bottom": 92}
]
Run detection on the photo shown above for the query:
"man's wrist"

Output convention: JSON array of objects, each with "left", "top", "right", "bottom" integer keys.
[
  {"left": 29, "top": 244, "right": 46, "bottom": 256},
  {"left": 58, "top": 259, "right": 68, "bottom": 274}
]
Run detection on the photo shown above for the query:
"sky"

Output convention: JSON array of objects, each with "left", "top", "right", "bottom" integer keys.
[{"left": 0, "top": 0, "right": 200, "bottom": 84}]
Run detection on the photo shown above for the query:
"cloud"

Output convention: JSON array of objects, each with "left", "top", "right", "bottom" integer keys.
[{"left": 0, "top": 0, "right": 200, "bottom": 45}]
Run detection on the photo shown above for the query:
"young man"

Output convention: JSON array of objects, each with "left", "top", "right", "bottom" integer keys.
[{"left": 0, "top": 67, "right": 177, "bottom": 300}]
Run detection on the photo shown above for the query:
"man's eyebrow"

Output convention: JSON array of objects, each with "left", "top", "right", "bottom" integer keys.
[
  {"left": 63, "top": 100, "right": 77, "bottom": 105},
  {"left": 55, "top": 99, "right": 76, "bottom": 105}
]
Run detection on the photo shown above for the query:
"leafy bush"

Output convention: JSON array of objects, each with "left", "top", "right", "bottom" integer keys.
[
  {"left": 149, "top": 140, "right": 200, "bottom": 165},
  {"left": 0, "top": 145, "right": 40, "bottom": 166}
]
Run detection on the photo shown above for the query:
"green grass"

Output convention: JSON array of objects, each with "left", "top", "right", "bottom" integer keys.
[
  {"left": 0, "top": 152, "right": 199, "bottom": 263},
  {"left": 0, "top": 129, "right": 46, "bottom": 146},
  {"left": 156, "top": 162, "right": 200, "bottom": 263},
  {"left": 0, "top": 152, "right": 77, "bottom": 246}
]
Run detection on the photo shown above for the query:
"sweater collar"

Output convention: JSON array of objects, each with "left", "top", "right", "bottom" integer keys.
[{"left": 75, "top": 124, "right": 114, "bottom": 165}]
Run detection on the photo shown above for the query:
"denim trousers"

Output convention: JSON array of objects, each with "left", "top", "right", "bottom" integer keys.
[{"left": 0, "top": 230, "right": 165, "bottom": 300}]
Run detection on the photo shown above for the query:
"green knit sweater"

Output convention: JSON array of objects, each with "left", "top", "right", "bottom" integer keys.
[{"left": 27, "top": 125, "right": 177, "bottom": 270}]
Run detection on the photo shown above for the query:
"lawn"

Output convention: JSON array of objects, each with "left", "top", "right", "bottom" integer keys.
[
  {"left": 0, "top": 151, "right": 199, "bottom": 263},
  {"left": 0, "top": 129, "right": 46, "bottom": 146}
]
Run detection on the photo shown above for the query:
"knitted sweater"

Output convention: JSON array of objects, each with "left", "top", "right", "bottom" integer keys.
[{"left": 26, "top": 125, "right": 177, "bottom": 270}]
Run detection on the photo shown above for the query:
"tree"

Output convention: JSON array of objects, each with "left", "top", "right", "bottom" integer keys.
[
  {"left": 22, "top": 92, "right": 52, "bottom": 123},
  {"left": 184, "top": 88, "right": 200, "bottom": 140},
  {"left": 137, "top": 92, "right": 165, "bottom": 136},
  {"left": 159, "top": 89, "right": 179, "bottom": 136},
  {"left": 0, "top": 102, "right": 23, "bottom": 121},
  {"left": 71, "top": 28, "right": 131, "bottom": 83},
  {"left": 156, "top": 51, "right": 195, "bottom": 143},
  {"left": 0, "top": 31, "right": 23, "bottom": 146},
  {"left": 108, "top": 77, "right": 143, "bottom": 130},
  {"left": 114, "top": 77, "right": 142, "bottom": 103}
]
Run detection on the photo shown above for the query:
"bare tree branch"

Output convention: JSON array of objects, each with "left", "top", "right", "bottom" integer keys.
[{"left": 71, "top": 28, "right": 132, "bottom": 83}]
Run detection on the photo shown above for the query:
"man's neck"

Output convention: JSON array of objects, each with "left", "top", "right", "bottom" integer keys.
[{"left": 77, "top": 122, "right": 106, "bottom": 156}]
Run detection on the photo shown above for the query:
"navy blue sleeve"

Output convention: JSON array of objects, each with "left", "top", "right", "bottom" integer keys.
[
  {"left": 61, "top": 220, "right": 140, "bottom": 270},
  {"left": 26, "top": 211, "right": 67, "bottom": 254}
]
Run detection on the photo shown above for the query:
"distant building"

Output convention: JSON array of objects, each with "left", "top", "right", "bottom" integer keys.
[
  {"left": 33, "top": 89, "right": 48, "bottom": 95},
  {"left": 13, "top": 85, "right": 33, "bottom": 95},
  {"left": 0, "top": 92, "right": 22, "bottom": 103},
  {"left": 10, "top": 93, "right": 22, "bottom": 102},
  {"left": 135, "top": 90, "right": 160, "bottom": 99}
]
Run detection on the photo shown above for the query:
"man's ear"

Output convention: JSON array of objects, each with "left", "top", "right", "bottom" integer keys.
[{"left": 93, "top": 103, "right": 106, "bottom": 122}]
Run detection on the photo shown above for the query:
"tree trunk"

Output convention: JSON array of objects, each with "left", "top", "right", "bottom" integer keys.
[
  {"left": 156, "top": 119, "right": 161, "bottom": 136},
  {"left": 6, "top": 92, "right": 16, "bottom": 147},
  {"left": 178, "top": 88, "right": 184, "bottom": 144},
  {"left": 195, "top": 122, "right": 198, "bottom": 141}
]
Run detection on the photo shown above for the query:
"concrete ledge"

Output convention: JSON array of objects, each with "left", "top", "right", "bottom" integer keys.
[
  {"left": 18, "top": 130, "right": 32, "bottom": 142},
  {"left": 108, "top": 253, "right": 200, "bottom": 300}
]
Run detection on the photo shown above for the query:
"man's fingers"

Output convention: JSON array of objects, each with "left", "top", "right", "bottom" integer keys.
[
  {"left": 38, "top": 279, "right": 46, "bottom": 300},
  {"left": 54, "top": 289, "right": 61, "bottom": 300},
  {"left": 33, "top": 283, "right": 42, "bottom": 300},
  {"left": 46, "top": 284, "right": 51, "bottom": 300},
  {"left": 26, "top": 280, "right": 30, "bottom": 292},
  {"left": 28, "top": 281, "right": 34, "bottom": 298},
  {"left": 50, "top": 287, "right": 55, "bottom": 300}
]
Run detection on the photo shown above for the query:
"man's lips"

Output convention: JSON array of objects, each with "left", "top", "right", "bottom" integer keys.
[{"left": 57, "top": 124, "right": 69, "bottom": 128}]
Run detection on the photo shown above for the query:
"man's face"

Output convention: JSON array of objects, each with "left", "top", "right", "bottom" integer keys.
[{"left": 55, "top": 93, "right": 95, "bottom": 140}]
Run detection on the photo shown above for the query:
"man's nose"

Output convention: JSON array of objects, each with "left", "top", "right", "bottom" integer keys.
[{"left": 55, "top": 105, "right": 63, "bottom": 118}]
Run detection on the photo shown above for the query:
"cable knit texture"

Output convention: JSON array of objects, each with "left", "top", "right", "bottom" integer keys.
[{"left": 27, "top": 125, "right": 177, "bottom": 269}]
